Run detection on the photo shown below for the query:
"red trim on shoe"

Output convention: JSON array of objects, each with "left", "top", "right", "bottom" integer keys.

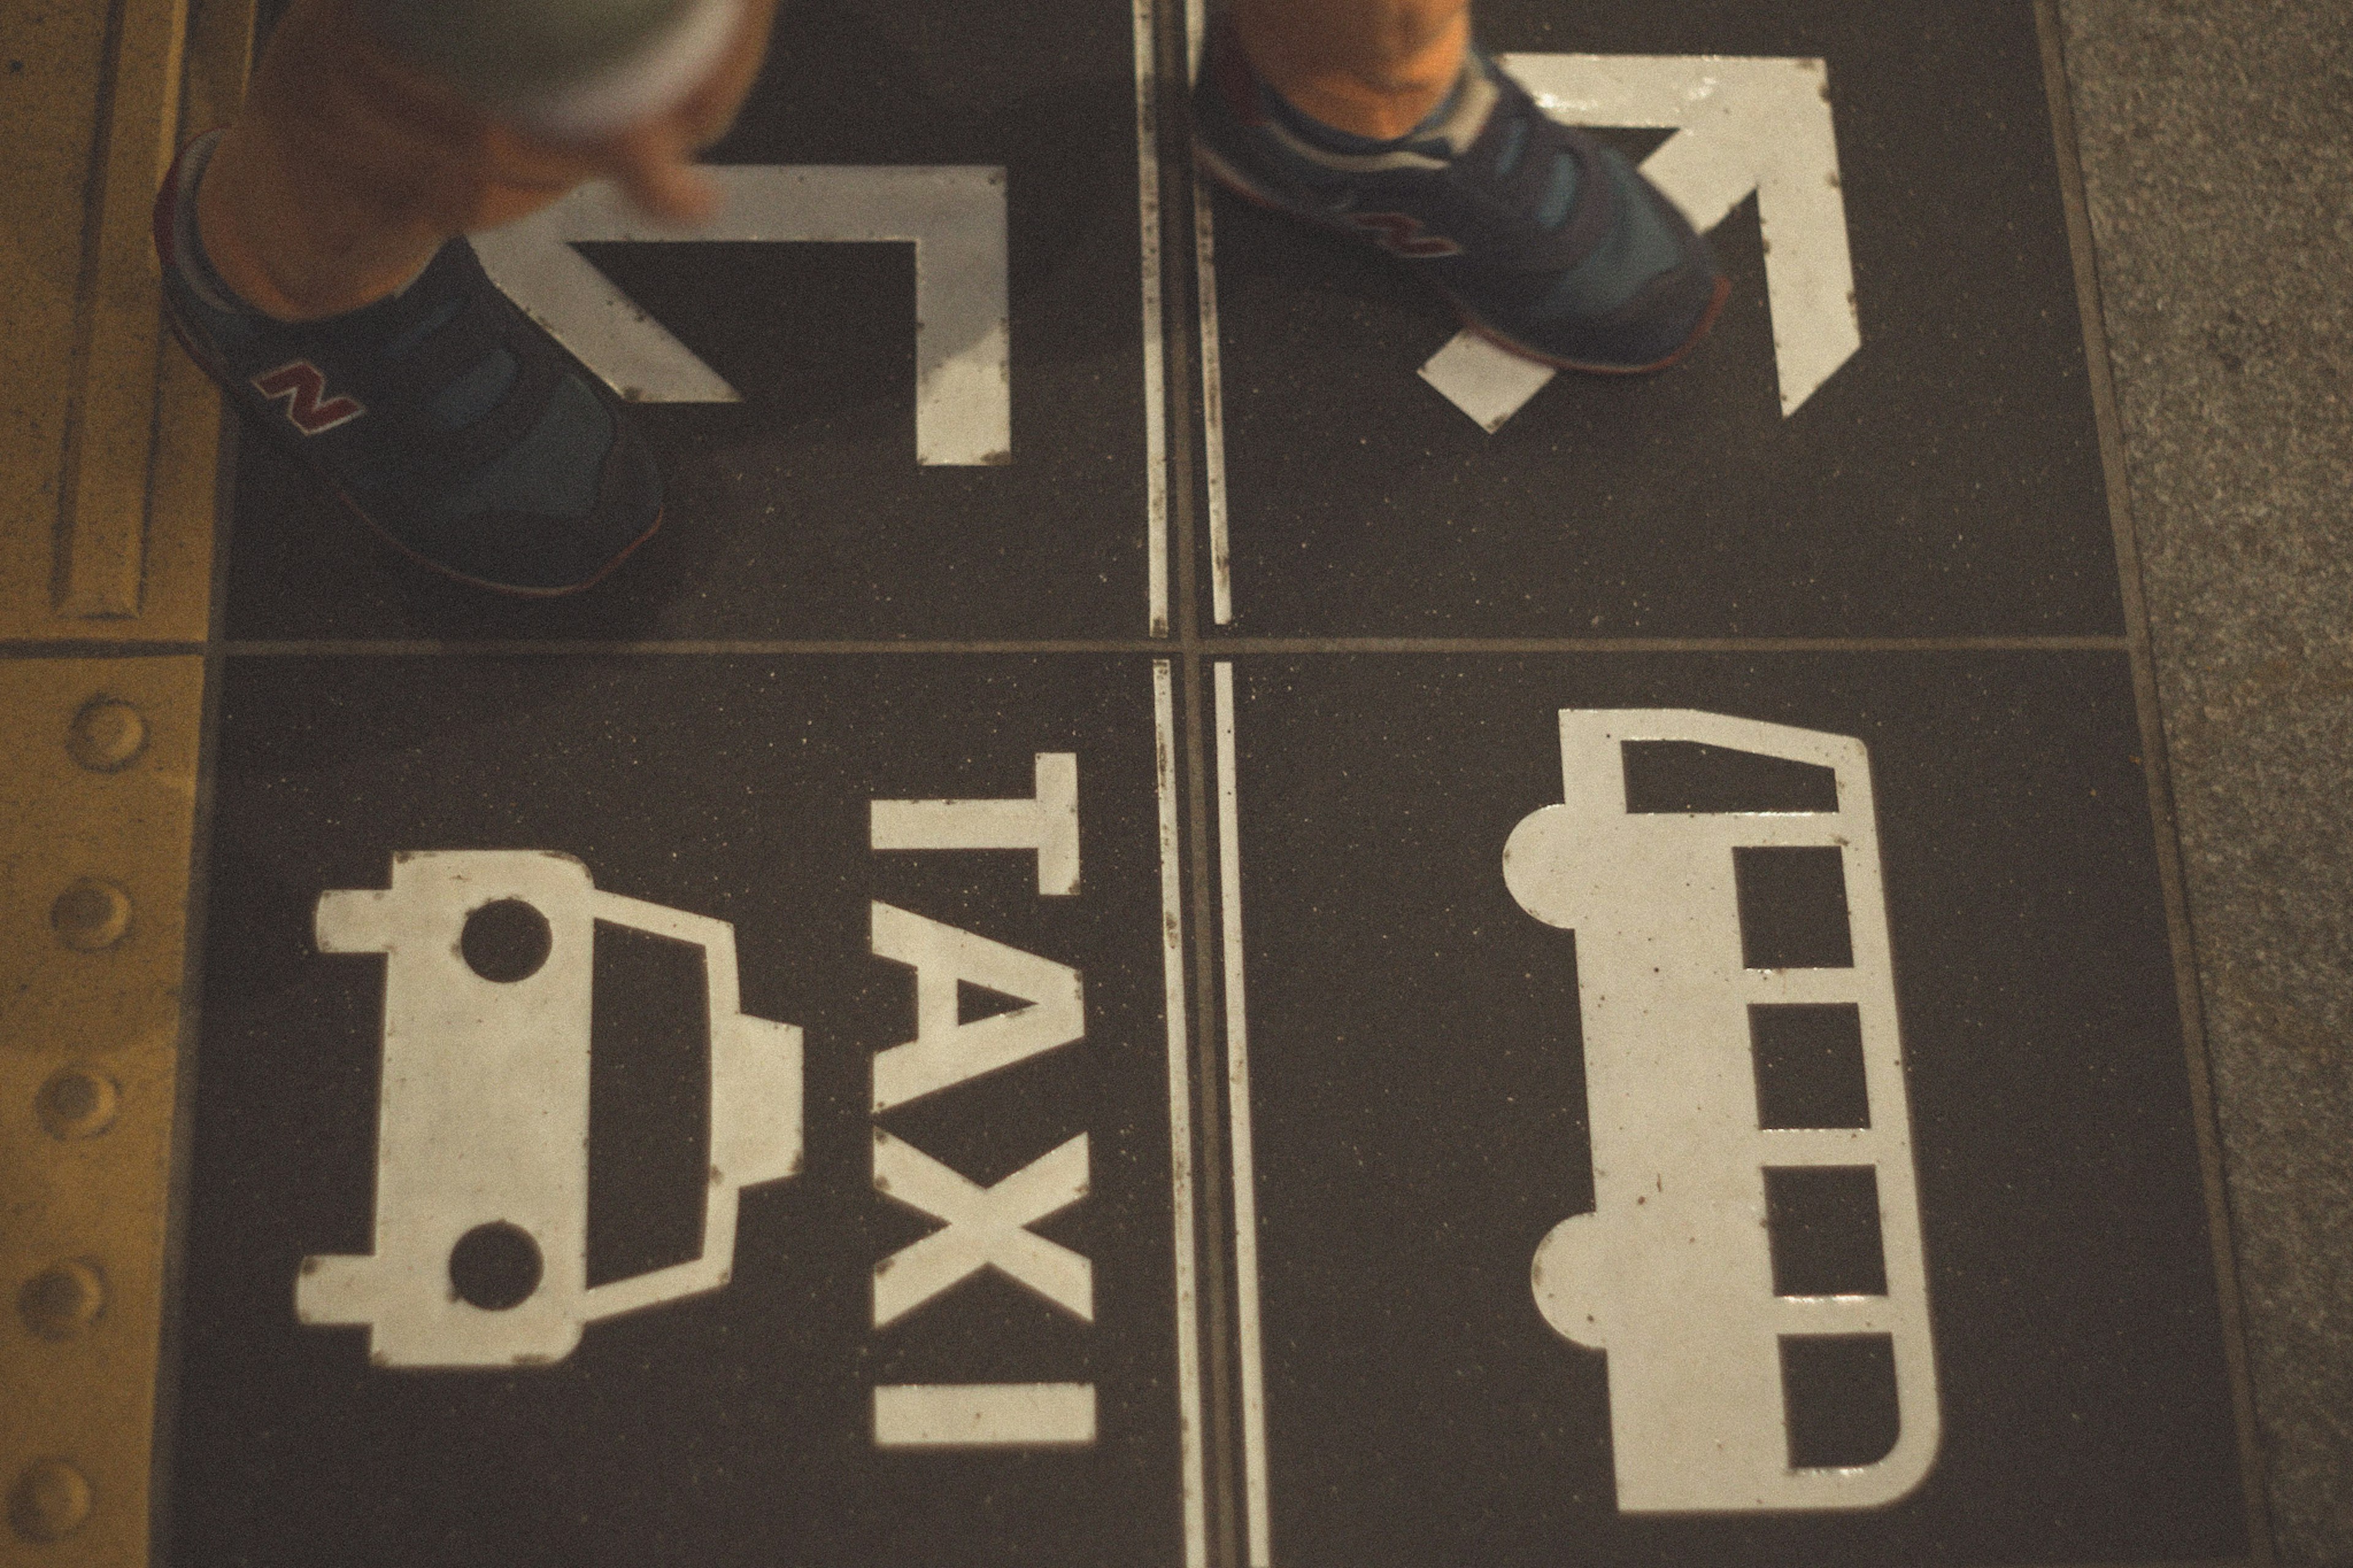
[
  {"left": 153, "top": 134, "right": 199, "bottom": 273},
  {"left": 159, "top": 283, "right": 226, "bottom": 385},
  {"left": 1193, "top": 144, "right": 1283, "bottom": 211},
  {"left": 344, "top": 496, "right": 667, "bottom": 598}
]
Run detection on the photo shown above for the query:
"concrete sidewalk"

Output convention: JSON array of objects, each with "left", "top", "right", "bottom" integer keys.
[{"left": 2059, "top": 2, "right": 2352, "bottom": 1559}]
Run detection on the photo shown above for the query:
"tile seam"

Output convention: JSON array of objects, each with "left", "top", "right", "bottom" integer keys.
[
  {"left": 165, "top": 635, "right": 2138, "bottom": 659},
  {"left": 148, "top": 233, "right": 249, "bottom": 1559}
]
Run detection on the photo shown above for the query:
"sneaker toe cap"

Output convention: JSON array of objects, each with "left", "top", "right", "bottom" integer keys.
[{"left": 384, "top": 385, "right": 665, "bottom": 594}]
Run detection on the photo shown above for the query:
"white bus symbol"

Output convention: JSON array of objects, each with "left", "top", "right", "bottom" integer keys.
[{"left": 1504, "top": 711, "right": 1939, "bottom": 1512}]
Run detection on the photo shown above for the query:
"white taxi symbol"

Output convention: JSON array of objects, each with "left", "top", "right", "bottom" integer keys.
[{"left": 298, "top": 852, "right": 802, "bottom": 1368}]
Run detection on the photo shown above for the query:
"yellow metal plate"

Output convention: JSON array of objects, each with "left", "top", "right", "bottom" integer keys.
[
  {"left": 1, "top": 656, "right": 203, "bottom": 1564},
  {"left": 2, "top": 0, "right": 249, "bottom": 1557},
  {"left": 0, "top": 0, "right": 252, "bottom": 643}
]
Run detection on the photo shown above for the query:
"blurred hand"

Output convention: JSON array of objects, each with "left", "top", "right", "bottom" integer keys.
[
  {"left": 200, "top": 0, "right": 784, "bottom": 317},
  {"left": 490, "top": 0, "right": 783, "bottom": 225},
  {"left": 241, "top": 0, "right": 783, "bottom": 235}
]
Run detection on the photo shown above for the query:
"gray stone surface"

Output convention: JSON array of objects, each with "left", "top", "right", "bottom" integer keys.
[{"left": 2056, "top": 1, "right": 2353, "bottom": 1560}]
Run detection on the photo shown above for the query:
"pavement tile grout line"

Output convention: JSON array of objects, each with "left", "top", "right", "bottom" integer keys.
[
  {"left": 1148, "top": 0, "right": 1242, "bottom": 1558},
  {"left": 1138, "top": 6, "right": 1213, "bottom": 1561},
  {"left": 0, "top": 635, "right": 2134, "bottom": 659},
  {"left": 148, "top": 399, "right": 243, "bottom": 1563},
  {"left": 2036, "top": 5, "right": 2275, "bottom": 1558},
  {"left": 149, "top": 336, "right": 250, "bottom": 1553},
  {"left": 2, "top": 640, "right": 210, "bottom": 657},
  {"left": 1176, "top": 650, "right": 1240, "bottom": 1568}
]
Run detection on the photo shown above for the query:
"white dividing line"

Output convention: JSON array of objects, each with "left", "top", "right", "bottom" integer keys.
[
  {"left": 873, "top": 1383, "right": 1097, "bottom": 1449},
  {"left": 1136, "top": 0, "right": 1171, "bottom": 637},
  {"left": 1155, "top": 661, "right": 1210, "bottom": 1568},
  {"left": 1197, "top": 191, "right": 1232, "bottom": 626},
  {"left": 1213, "top": 663, "right": 1271, "bottom": 1566},
  {"left": 1186, "top": 0, "right": 1235, "bottom": 627}
]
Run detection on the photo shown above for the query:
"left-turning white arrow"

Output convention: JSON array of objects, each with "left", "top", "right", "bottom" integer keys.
[
  {"left": 1419, "top": 55, "right": 1859, "bottom": 430},
  {"left": 473, "top": 165, "right": 1011, "bottom": 466}
]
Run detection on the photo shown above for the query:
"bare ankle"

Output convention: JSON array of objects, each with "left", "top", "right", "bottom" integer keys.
[
  {"left": 192, "top": 129, "right": 441, "bottom": 322},
  {"left": 1235, "top": 2, "right": 1470, "bottom": 140}
]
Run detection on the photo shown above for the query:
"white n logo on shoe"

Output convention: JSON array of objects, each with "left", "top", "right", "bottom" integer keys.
[{"left": 251, "top": 360, "right": 366, "bottom": 434}]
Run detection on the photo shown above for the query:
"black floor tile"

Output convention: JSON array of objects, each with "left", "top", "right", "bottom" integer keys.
[
  {"left": 1207, "top": 0, "right": 2121, "bottom": 638},
  {"left": 222, "top": 0, "right": 1155, "bottom": 642},
  {"left": 172, "top": 654, "right": 1188, "bottom": 1567},
  {"left": 1218, "top": 653, "right": 2245, "bottom": 1564}
]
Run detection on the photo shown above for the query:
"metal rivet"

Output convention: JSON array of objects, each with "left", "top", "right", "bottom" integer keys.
[
  {"left": 51, "top": 879, "right": 131, "bottom": 951},
  {"left": 18, "top": 1260, "right": 106, "bottom": 1340},
  {"left": 8, "top": 1460, "right": 92, "bottom": 1543},
  {"left": 65, "top": 697, "right": 147, "bottom": 772},
  {"left": 36, "top": 1069, "right": 118, "bottom": 1139}
]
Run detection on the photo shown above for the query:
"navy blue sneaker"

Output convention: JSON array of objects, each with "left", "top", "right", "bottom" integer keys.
[
  {"left": 1192, "top": 18, "right": 1727, "bottom": 374},
  {"left": 154, "top": 130, "right": 664, "bottom": 596}
]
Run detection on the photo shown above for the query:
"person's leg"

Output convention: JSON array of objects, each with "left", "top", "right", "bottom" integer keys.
[
  {"left": 154, "top": 0, "right": 780, "bottom": 594},
  {"left": 1231, "top": 0, "right": 1471, "bottom": 140},
  {"left": 196, "top": 0, "right": 778, "bottom": 321}
]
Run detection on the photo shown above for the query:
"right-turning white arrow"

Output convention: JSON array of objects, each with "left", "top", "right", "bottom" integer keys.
[{"left": 1420, "top": 55, "right": 1859, "bottom": 430}]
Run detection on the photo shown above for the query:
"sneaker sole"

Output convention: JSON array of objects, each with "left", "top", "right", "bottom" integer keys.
[
  {"left": 1446, "top": 273, "right": 1732, "bottom": 378},
  {"left": 1193, "top": 143, "right": 1730, "bottom": 377}
]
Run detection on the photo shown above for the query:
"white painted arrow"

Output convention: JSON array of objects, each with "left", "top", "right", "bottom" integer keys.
[
  {"left": 1420, "top": 55, "right": 1859, "bottom": 430},
  {"left": 472, "top": 165, "right": 1010, "bottom": 466}
]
